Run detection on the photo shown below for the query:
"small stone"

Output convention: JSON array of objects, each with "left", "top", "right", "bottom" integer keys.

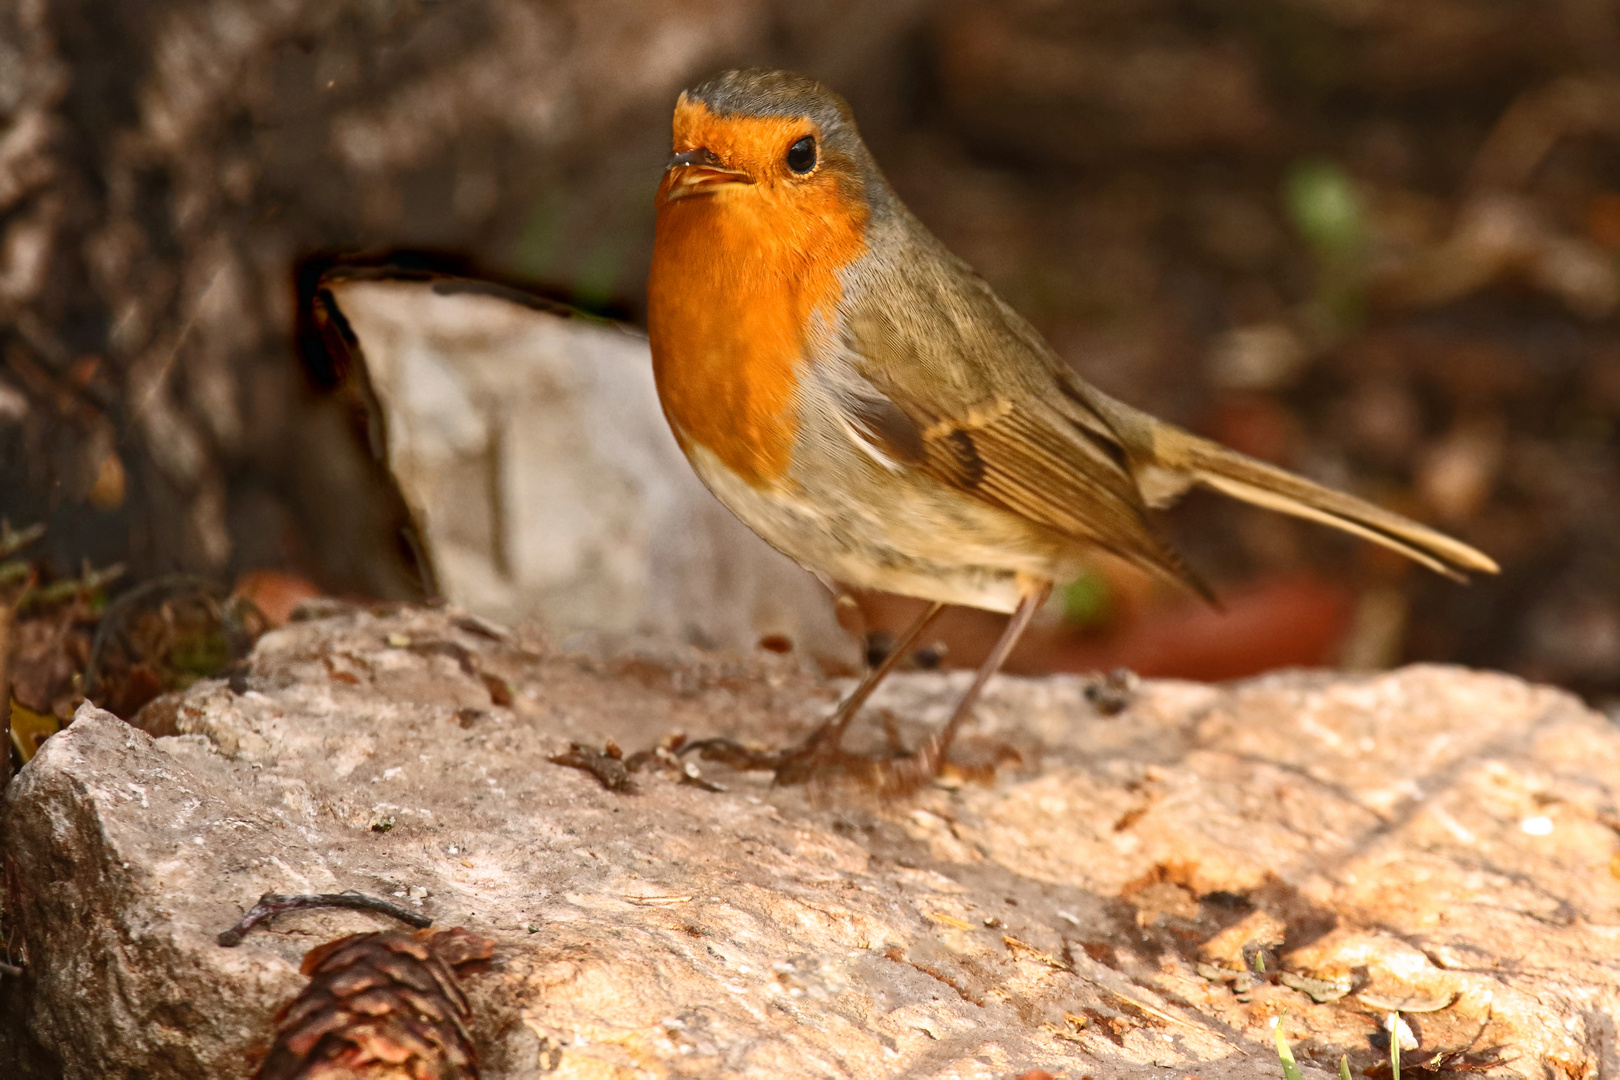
[
  {"left": 1198, "top": 910, "right": 1287, "bottom": 967},
  {"left": 1279, "top": 970, "right": 1353, "bottom": 1003},
  {"left": 1359, "top": 990, "right": 1458, "bottom": 1014},
  {"left": 1387, "top": 1011, "right": 1419, "bottom": 1052}
]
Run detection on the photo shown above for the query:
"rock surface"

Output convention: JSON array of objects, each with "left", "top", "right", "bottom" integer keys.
[{"left": 4, "top": 604, "right": 1619, "bottom": 1078}]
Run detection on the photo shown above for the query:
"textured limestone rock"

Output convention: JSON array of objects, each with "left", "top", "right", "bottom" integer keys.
[
  {"left": 322, "top": 274, "right": 852, "bottom": 668},
  {"left": 4, "top": 604, "right": 1619, "bottom": 1078}
]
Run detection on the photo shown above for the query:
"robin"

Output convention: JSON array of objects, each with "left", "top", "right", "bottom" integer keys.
[{"left": 646, "top": 68, "right": 1497, "bottom": 790}]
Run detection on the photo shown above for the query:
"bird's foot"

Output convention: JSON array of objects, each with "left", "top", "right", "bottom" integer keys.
[
  {"left": 678, "top": 728, "right": 873, "bottom": 786},
  {"left": 682, "top": 730, "right": 962, "bottom": 797},
  {"left": 772, "top": 729, "right": 946, "bottom": 795},
  {"left": 678, "top": 736, "right": 788, "bottom": 772}
]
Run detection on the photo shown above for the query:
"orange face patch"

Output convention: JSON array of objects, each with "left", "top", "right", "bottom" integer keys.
[{"left": 648, "top": 97, "right": 869, "bottom": 488}]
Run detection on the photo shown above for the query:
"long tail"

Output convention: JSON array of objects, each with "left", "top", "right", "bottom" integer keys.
[
  {"left": 1172, "top": 435, "right": 1497, "bottom": 580},
  {"left": 1087, "top": 393, "right": 1499, "bottom": 581}
]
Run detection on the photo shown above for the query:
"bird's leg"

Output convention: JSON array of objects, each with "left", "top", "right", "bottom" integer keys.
[
  {"left": 682, "top": 600, "right": 944, "bottom": 775},
  {"left": 882, "top": 581, "right": 1051, "bottom": 792},
  {"left": 772, "top": 600, "right": 944, "bottom": 784},
  {"left": 815, "top": 600, "right": 946, "bottom": 751}
]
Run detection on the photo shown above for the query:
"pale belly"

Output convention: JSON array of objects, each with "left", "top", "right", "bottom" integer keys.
[{"left": 679, "top": 437, "right": 1076, "bottom": 614}]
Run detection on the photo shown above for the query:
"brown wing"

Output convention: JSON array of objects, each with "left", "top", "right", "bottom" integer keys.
[
  {"left": 834, "top": 223, "right": 1494, "bottom": 588},
  {"left": 836, "top": 277, "right": 1212, "bottom": 600}
]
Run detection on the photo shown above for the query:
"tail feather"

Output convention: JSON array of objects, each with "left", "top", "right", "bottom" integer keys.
[
  {"left": 1172, "top": 436, "right": 1499, "bottom": 580},
  {"left": 1071, "top": 385, "right": 1498, "bottom": 580}
]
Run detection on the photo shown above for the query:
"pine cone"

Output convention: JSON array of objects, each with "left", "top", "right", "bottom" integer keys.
[{"left": 256, "top": 927, "right": 494, "bottom": 1080}]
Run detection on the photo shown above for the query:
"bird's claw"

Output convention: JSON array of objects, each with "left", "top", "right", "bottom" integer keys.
[
  {"left": 683, "top": 732, "right": 948, "bottom": 797},
  {"left": 772, "top": 736, "right": 942, "bottom": 794},
  {"left": 678, "top": 737, "right": 788, "bottom": 772}
]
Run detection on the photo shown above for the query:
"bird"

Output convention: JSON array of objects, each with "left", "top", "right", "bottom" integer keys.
[{"left": 646, "top": 68, "right": 1497, "bottom": 790}]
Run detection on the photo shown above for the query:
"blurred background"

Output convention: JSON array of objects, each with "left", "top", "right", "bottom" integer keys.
[{"left": 4, "top": 0, "right": 1620, "bottom": 739}]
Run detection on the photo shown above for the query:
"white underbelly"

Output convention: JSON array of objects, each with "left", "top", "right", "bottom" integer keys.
[{"left": 679, "top": 440, "right": 1068, "bottom": 614}]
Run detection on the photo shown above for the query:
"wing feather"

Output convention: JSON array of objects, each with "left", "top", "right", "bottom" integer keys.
[
  {"left": 832, "top": 272, "right": 1210, "bottom": 597},
  {"left": 824, "top": 222, "right": 1492, "bottom": 590}
]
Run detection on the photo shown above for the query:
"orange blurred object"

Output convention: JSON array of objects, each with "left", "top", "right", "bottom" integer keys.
[
  {"left": 859, "top": 572, "right": 1355, "bottom": 685},
  {"left": 233, "top": 570, "right": 323, "bottom": 627},
  {"left": 1587, "top": 192, "right": 1620, "bottom": 250},
  {"left": 1211, "top": 392, "right": 1300, "bottom": 465},
  {"left": 1037, "top": 573, "right": 1356, "bottom": 681}
]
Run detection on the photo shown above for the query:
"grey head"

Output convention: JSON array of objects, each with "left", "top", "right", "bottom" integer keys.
[{"left": 680, "top": 68, "right": 900, "bottom": 218}]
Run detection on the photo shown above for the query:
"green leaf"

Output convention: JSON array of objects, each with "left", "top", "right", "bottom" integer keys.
[
  {"left": 1060, "top": 569, "right": 1113, "bottom": 628},
  {"left": 1284, "top": 158, "right": 1364, "bottom": 259},
  {"left": 1274, "top": 1013, "right": 1305, "bottom": 1080}
]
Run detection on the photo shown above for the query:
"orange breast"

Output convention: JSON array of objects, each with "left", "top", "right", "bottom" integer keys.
[{"left": 647, "top": 116, "right": 868, "bottom": 489}]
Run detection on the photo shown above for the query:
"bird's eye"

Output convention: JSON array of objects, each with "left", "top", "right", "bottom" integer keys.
[{"left": 785, "top": 136, "right": 817, "bottom": 174}]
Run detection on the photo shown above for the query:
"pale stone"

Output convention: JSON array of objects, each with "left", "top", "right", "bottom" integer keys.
[
  {"left": 5, "top": 604, "right": 1618, "bottom": 1077},
  {"left": 325, "top": 278, "right": 854, "bottom": 668}
]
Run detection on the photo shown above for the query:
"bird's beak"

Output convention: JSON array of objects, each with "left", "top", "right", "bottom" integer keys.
[{"left": 662, "top": 148, "right": 752, "bottom": 200}]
